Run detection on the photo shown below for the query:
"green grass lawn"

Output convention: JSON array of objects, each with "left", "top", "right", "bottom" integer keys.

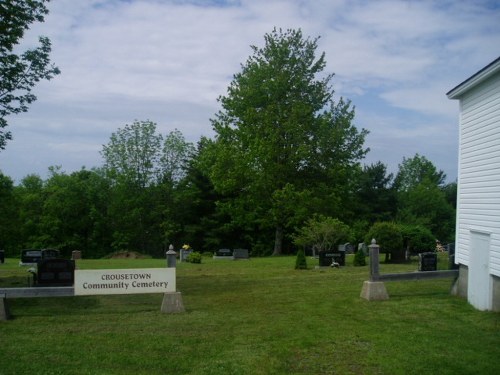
[{"left": 1, "top": 255, "right": 499, "bottom": 375}]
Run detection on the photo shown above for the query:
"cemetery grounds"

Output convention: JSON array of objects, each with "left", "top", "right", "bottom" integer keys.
[{"left": 0, "top": 254, "right": 499, "bottom": 374}]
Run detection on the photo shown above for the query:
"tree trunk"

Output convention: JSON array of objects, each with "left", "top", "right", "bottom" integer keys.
[{"left": 272, "top": 225, "right": 283, "bottom": 256}]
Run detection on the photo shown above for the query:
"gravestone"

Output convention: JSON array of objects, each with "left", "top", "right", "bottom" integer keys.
[
  {"left": 319, "top": 249, "right": 345, "bottom": 267},
  {"left": 41, "top": 249, "right": 60, "bottom": 259},
  {"left": 418, "top": 252, "right": 437, "bottom": 272},
  {"left": 20, "top": 249, "right": 43, "bottom": 265},
  {"left": 179, "top": 249, "right": 192, "bottom": 262},
  {"left": 233, "top": 249, "right": 249, "bottom": 260},
  {"left": 71, "top": 250, "right": 82, "bottom": 260},
  {"left": 338, "top": 243, "right": 354, "bottom": 253},
  {"left": 35, "top": 258, "right": 75, "bottom": 286},
  {"left": 213, "top": 249, "right": 233, "bottom": 259},
  {"left": 21, "top": 249, "right": 60, "bottom": 266},
  {"left": 358, "top": 243, "right": 367, "bottom": 255}
]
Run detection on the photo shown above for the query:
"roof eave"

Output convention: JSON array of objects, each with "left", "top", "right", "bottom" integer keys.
[{"left": 447, "top": 56, "right": 500, "bottom": 100}]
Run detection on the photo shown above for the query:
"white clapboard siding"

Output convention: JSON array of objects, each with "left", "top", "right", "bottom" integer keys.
[{"left": 452, "top": 63, "right": 500, "bottom": 278}]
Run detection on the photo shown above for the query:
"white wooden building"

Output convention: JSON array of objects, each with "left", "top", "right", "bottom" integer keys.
[{"left": 447, "top": 56, "right": 500, "bottom": 311}]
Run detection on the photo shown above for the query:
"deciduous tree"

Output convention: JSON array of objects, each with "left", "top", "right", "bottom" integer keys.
[
  {"left": 393, "top": 153, "right": 446, "bottom": 192},
  {"left": 394, "top": 154, "right": 455, "bottom": 242},
  {"left": 14, "top": 173, "right": 45, "bottom": 248},
  {"left": 101, "top": 120, "right": 162, "bottom": 188},
  {"left": 294, "top": 215, "right": 351, "bottom": 255},
  {"left": 160, "top": 129, "right": 195, "bottom": 184},
  {"left": 207, "top": 28, "right": 368, "bottom": 255},
  {"left": 0, "top": 172, "right": 19, "bottom": 253},
  {"left": 0, "top": 0, "right": 60, "bottom": 149},
  {"left": 101, "top": 121, "right": 196, "bottom": 255}
]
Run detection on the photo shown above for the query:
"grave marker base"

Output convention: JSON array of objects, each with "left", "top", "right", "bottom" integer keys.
[
  {"left": 161, "top": 292, "right": 185, "bottom": 313},
  {"left": 360, "top": 281, "right": 389, "bottom": 301}
]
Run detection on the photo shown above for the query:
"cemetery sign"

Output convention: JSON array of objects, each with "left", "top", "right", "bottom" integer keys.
[{"left": 75, "top": 268, "right": 175, "bottom": 296}]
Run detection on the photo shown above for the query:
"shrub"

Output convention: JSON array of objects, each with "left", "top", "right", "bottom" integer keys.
[
  {"left": 186, "top": 251, "right": 202, "bottom": 264},
  {"left": 400, "top": 224, "right": 435, "bottom": 255},
  {"left": 353, "top": 247, "right": 366, "bottom": 266},
  {"left": 365, "top": 222, "right": 404, "bottom": 263},
  {"left": 294, "top": 215, "right": 351, "bottom": 253},
  {"left": 295, "top": 248, "right": 307, "bottom": 269}
]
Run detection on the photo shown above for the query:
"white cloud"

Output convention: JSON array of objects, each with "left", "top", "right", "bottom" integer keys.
[
  {"left": 1, "top": 0, "right": 499, "bottom": 182},
  {"left": 380, "top": 84, "right": 458, "bottom": 118}
]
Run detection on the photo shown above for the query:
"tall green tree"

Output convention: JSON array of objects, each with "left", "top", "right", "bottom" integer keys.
[
  {"left": 0, "top": 172, "right": 19, "bottom": 253},
  {"left": 0, "top": 0, "right": 60, "bottom": 149},
  {"left": 14, "top": 173, "right": 45, "bottom": 248},
  {"left": 394, "top": 154, "right": 455, "bottom": 242},
  {"left": 354, "top": 162, "right": 397, "bottom": 223},
  {"left": 442, "top": 181, "right": 457, "bottom": 209},
  {"left": 206, "top": 28, "right": 368, "bottom": 255},
  {"left": 39, "top": 167, "right": 112, "bottom": 258},
  {"left": 101, "top": 121, "right": 163, "bottom": 253},
  {"left": 160, "top": 129, "right": 195, "bottom": 184},
  {"left": 101, "top": 121, "right": 195, "bottom": 255},
  {"left": 167, "top": 139, "right": 221, "bottom": 252},
  {"left": 393, "top": 153, "right": 446, "bottom": 192},
  {"left": 397, "top": 178, "right": 455, "bottom": 242},
  {"left": 101, "top": 120, "right": 162, "bottom": 188}
]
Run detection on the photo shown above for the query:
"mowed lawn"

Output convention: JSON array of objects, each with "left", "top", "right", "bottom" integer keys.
[{"left": 1, "top": 255, "right": 499, "bottom": 374}]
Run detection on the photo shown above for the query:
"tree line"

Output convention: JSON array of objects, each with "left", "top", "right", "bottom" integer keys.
[
  {"left": 0, "top": 138, "right": 456, "bottom": 258},
  {"left": 0, "top": 28, "right": 456, "bottom": 258}
]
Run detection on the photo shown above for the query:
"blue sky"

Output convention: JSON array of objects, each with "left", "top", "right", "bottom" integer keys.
[{"left": 1, "top": 0, "right": 499, "bottom": 183}]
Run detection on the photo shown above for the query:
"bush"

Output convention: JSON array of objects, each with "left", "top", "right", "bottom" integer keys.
[
  {"left": 353, "top": 247, "right": 366, "bottom": 266},
  {"left": 294, "top": 215, "right": 351, "bottom": 252},
  {"left": 365, "top": 222, "right": 404, "bottom": 263},
  {"left": 186, "top": 251, "right": 202, "bottom": 264},
  {"left": 295, "top": 249, "right": 307, "bottom": 269},
  {"left": 400, "top": 224, "right": 435, "bottom": 255}
]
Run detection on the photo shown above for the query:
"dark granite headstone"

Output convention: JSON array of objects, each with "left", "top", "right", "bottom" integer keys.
[
  {"left": 36, "top": 258, "right": 75, "bottom": 286},
  {"left": 319, "top": 249, "right": 345, "bottom": 267},
  {"left": 215, "top": 249, "right": 233, "bottom": 257},
  {"left": 20, "top": 249, "right": 43, "bottom": 264},
  {"left": 42, "top": 249, "right": 60, "bottom": 259},
  {"left": 418, "top": 252, "right": 437, "bottom": 272},
  {"left": 21, "top": 249, "right": 61, "bottom": 265}
]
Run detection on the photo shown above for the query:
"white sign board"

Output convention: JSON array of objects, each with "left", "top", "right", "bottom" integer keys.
[{"left": 74, "top": 268, "right": 175, "bottom": 296}]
